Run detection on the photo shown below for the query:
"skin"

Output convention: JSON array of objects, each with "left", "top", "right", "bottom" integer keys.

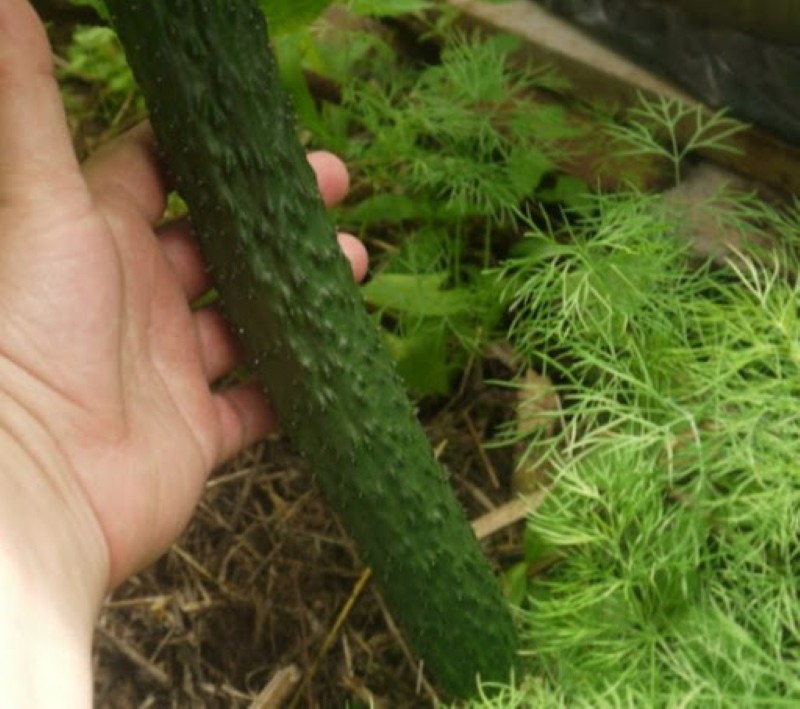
[{"left": 0, "top": 1, "right": 367, "bottom": 704}]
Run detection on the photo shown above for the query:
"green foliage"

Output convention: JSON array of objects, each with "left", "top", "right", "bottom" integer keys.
[
  {"left": 58, "top": 26, "right": 143, "bottom": 129},
  {"left": 270, "top": 13, "right": 587, "bottom": 395},
  {"left": 363, "top": 269, "right": 502, "bottom": 394},
  {"left": 312, "top": 27, "right": 584, "bottom": 394},
  {"left": 259, "top": 0, "right": 334, "bottom": 33},
  {"left": 341, "top": 32, "right": 578, "bottom": 220},
  {"left": 61, "top": 4, "right": 584, "bottom": 396},
  {"left": 605, "top": 93, "right": 748, "bottom": 185},
  {"left": 495, "top": 190, "right": 800, "bottom": 704},
  {"left": 347, "top": 0, "right": 433, "bottom": 15}
]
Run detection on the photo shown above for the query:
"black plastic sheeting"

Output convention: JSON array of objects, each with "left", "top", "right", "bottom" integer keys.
[{"left": 535, "top": 0, "right": 800, "bottom": 146}]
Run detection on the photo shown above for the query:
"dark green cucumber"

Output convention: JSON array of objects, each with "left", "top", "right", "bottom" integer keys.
[{"left": 105, "top": 0, "right": 517, "bottom": 696}]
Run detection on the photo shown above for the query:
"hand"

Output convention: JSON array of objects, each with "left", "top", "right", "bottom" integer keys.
[{"left": 0, "top": 0, "right": 367, "bottom": 602}]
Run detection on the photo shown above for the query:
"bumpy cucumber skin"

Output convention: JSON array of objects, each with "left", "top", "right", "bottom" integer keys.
[{"left": 105, "top": 0, "right": 517, "bottom": 696}]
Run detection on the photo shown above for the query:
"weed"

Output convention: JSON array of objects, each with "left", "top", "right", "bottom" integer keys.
[
  {"left": 313, "top": 24, "right": 587, "bottom": 394},
  {"left": 58, "top": 25, "right": 143, "bottom": 135}
]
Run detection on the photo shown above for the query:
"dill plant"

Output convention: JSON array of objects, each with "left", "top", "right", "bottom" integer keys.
[
  {"left": 341, "top": 31, "right": 578, "bottom": 222},
  {"left": 604, "top": 94, "right": 747, "bottom": 185},
  {"left": 493, "top": 171, "right": 800, "bottom": 704},
  {"left": 322, "top": 27, "right": 584, "bottom": 394}
]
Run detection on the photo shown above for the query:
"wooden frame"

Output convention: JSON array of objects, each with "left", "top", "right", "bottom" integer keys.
[{"left": 445, "top": 0, "right": 800, "bottom": 195}]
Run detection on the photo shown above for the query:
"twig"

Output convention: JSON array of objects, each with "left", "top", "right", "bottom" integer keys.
[
  {"left": 463, "top": 411, "right": 501, "bottom": 489},
  {"left": 433, "top": 438, "right": 449, "bottom": 460},
  {"left": 341, "top": 674, "right": 388, "bottom": 708},
  {"left": 319, "top": 569, "right": 373, "bottom": 659},
  {"left": 471, "top": 497, "right": 538, "bottom": 540},
  {"left": 96, "top": 625, "right": 170, "bottom": 688},
  {"left": 170, "top": 545, "right": 244, "bottom": 602},
  {"left": 201, "top": 682, "right": 253, "bottom": 702},
  {"left": 103, "top": 594, "right": 170, "bottom": 609},
  {"left": 459, "top": 473, "right": 496, "bottom": 513},
  {"left": 369, "top": 237, "right": 400, "bottom": 254},
  {"left": 289, "top": 569, "right": 373, "bottom": 708},
  {"left": 371, "top": 590, "right": 440, "bottom": 705},
  {"left": 205, "top": 465, "right": 263, "bottom": 488},
  {"left": 249, "top": 665, "right": 302, "bottom": 709}
]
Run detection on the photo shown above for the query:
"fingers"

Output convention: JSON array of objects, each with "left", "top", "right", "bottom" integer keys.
[
  {"left": 157, "top": 217, "right": 210, "bottom": 300},
  {"left": 213, "top": 383, "right": 277, "bottom": 465},
  {"left": 161, "top": 213, "right": 368, "bottom": 302},
  {"left": 307, "top": 151, "right": 350, "bottom": 208},
  {"left": 83, "top": 122, "right": 167, "bottom": 225},
  {"left": 85, "top": 122, "right": 352, "bottom": 225},
  {"left": 194, "top": 310, "right": 278, "bottom": 464},
  {"left": 194, "top": 307, "right": 240, "bottom": 382},
  {"left": 338, "top": 233, "right": 369, "bottom": 283},
  {"left": 0, "top": 0, "right": 86, "bottom": 204}
]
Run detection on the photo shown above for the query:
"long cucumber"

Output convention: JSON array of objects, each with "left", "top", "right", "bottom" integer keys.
[{"left": 104, "top": 0, "right": 517, "bottom": 696}]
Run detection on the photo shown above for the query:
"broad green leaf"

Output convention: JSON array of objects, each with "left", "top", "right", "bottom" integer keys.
[
  {"left": 347, "top": 194, "right": 438, "bottom": 225},
  {"left": 500, "top": 562, "right": 529, "bottom": 607},
  {"left": 260, "top": 0, "right": 334, "bottom": 34},
  {"left": 383, "top": 328, "right": 454, "bottom": 396},
  {"left": 523, "top": 527, "right": 556, "bottom": 564},
  {"left": 507, "top": 146, "right": 550, "bottom": 198},
  {"left": 363, "top": 273, "right": 474, "bottom": 317},
  {"left": 538, "top": 173, "right": 590, "bottom": 208},
  {"left": 347, "top": 0, "right": 433, "bottom": 16},
  {"left": 273, "top": 34, "right": 326, "bottom": 139}
]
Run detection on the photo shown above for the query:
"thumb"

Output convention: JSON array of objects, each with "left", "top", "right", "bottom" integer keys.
[{"left": 0, "top": 0, "right": 86, "bottom": 206}]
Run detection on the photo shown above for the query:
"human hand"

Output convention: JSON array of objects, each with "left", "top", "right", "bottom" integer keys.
[{"left": 0, "top": 0, "right": 367, "bottom": 603}]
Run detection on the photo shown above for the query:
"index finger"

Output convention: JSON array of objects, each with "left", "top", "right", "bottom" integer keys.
[
  {"left": 0, "top": 0, "right": 88, "bottom": 207},
  {"left": 83, "top": 122, "right": 168, "bottom": 225}
]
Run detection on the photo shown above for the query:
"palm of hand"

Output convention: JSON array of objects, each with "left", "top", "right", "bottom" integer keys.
[{"left": 0, "top": 2, "right": 364, "bottom": 588}]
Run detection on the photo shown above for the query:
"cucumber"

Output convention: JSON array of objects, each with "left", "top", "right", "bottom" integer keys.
[{"left": 104, "top": 0, "right": 517, "bottom": 696}]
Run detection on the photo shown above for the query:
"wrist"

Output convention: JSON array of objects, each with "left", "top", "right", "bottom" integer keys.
[
  {"left": 0, "top": 549, "right": 96, "bottom": 707},
  {"left": 0, "top": 404, "right": 108, "bottom": 707}
]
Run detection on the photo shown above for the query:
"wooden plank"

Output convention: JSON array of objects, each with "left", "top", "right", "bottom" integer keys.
[{"left": 444, "top": 0, "right": 800, "bottom": 196}]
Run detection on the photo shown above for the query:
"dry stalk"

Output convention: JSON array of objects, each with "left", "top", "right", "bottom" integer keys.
[
  {"left": 249, "top": 665, "right": 302, "bottom": 709},
  {"left": 463, "top": 411, "right": 501, "bottom": 489},
  {"left": 95, "top": 625, "right": 171, "bottom": 688}
]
